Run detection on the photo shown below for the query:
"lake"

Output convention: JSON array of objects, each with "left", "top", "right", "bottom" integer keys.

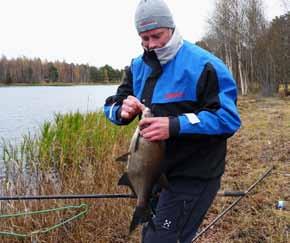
[{"left": 0, "top": 85, "right": 118, "bottom": 161}]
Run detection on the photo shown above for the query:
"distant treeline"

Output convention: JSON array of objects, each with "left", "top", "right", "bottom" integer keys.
[
  {"left": 0, "top": 57, "right": 124, "bottom": 84},
  {"left": 1, "top": 2, "right": 289, "bottom": 96},
  {"left": 197, "top": 0, "right": 290, "bottom": 96}
]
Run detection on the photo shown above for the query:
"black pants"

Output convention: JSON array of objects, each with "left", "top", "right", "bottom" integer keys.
[{"left": 142, "top": 177, "right": 221, "bottom": 243}]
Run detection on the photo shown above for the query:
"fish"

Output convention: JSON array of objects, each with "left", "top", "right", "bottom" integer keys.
[{"left": 117, "top": 107, "right": 169, "bottom": 233}]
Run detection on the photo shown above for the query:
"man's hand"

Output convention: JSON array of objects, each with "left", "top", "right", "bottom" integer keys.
[
  {"left": 139, "top": 117, "right": 169, "bottom": 141},
  {"left": 120, "top": 96, "right": 145, "bottom": 120}
]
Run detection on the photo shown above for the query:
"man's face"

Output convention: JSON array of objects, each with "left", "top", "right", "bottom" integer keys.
[{"left": 140, "top": 28, "right": 173, "bottom": 51}]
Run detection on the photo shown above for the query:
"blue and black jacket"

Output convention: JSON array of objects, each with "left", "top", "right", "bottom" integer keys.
[{"left": 104, "top": 41, "right": 241, "bottom": 180}]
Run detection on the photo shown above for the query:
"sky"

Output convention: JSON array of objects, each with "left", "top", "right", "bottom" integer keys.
[{"left": 0, "top": 0, "right": 287, "bottom": 69}]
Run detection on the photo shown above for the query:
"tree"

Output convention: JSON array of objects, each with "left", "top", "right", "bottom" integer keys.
[
  {"left": 103, "top": 68, "right": 109, "bottom": 83},
  {"left": 270, "top": 13, "right": 290, "bottom": 95},
  {"left": 205, "top": 0, "right": 268, "bottom": 95},
  {"left": 5, "top": 70, "right": 12, "bottom": 84},
  {"left": 89, "top": 66, "right": 99, "bottom": 82},
  {"left": 195, "top": 40, "right": 213, "bottom": 53},
  {"left": 0, "top": 56, "right": 123, "bottom": 84},
  {"left": 48, "top": 63, "right": 59, "bottom": 82}
]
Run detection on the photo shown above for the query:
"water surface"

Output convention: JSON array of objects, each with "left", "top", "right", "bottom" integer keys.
[{"left": 0, "top": 85, "right": 118, "bottom": 158}]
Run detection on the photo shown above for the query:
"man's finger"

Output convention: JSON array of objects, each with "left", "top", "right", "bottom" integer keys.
[
  {"left": 141, "top": 130, "right": 158, "bottom": 140},
  {"left": 121, "top": 110, "right": 130, "bottom": 119},
  {"left": 140, "top": 126, "right": 154, "bottom": 136},
  {"left": 139, "top": 117, "right": 155, "bottom": 127},
  {"left": 139, "top": 103, "right": 146, "bottom": 111},
  {"left": 124, "top": 99, "right": 143, "bottom": 112},
  {"left": 123, "top": 99, "right": 137, "bottom": 109},
  {"left": 127, "top": 96, "right": 144, "bottom": 110},
  {"left": 122, "top": 105, "right": 134, "bottom": 113}
]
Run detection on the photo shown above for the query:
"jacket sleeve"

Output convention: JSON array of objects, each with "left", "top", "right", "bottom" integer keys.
[
  {"left": 103, "top": 66, "right": 135, "bottom": 125},
  {"left": 169, "top": 62, "right": 241, "bottom": 137}
]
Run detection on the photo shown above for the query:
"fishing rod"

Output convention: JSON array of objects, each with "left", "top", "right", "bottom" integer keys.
[
  {"left": 0, "top": 188, "right": 255, "bottom": 201},
  {"left": 0, "top": 187, "right": 260, "bottom": 202},
  {"left": 217, "top": 191, "right": 246, "bottom": 197},
  {"left": 191, "top": 165, "right": 274, "bottom": 242},
  {"left": 0, "top": 193, "right": 135, "bottom": 201}
]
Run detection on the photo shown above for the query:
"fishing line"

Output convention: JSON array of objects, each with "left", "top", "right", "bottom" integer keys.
[{"left": 0, "top": 203, "right": 88, "bottom": 238}]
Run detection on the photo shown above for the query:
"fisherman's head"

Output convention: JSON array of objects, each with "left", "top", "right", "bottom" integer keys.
[{"left": 135, "top": 0, "right": 175, "bottom": 51}]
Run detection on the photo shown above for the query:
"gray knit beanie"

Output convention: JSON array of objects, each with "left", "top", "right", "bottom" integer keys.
[{"left": 135, "top": 0, "right": 175, "bottom": 34}]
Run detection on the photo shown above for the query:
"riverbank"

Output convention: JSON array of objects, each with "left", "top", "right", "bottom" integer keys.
[{"left": 0, "top": 96, "right": 289, "bottom": 242}]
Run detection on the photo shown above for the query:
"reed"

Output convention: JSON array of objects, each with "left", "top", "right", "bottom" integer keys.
[
  {"left": 1, "top": 97, "right": 289, "bottom": 243},
  {"left": 1, "top": 112, "right": 139, "bottom": 242}
]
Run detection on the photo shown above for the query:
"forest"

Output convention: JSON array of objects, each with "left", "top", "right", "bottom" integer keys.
[
  {"left": 0, "top": 58, "right": 124, "bottom": 85},
  {"left": 198, "top": 0, "right": 290, "bottom": 96}
]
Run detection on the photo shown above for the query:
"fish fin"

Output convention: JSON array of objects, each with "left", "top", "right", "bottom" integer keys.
[
  {"left": 118, "top": 173, "right": 136, "bottom": 196},
  {"left": 158, "top": 173, "right": 170, "bottom": 190},
  {"left": 133, "top": 132, "right": 140, "bottom": 152},
  {"left": 118, "top": 172, "right": 130, "bottom": 186},
  {"left": 129, "top": 206, "right": 152, "bottom": 234},
  {"left": 115, "top": 152, "right": 130, "bottom": 162}
]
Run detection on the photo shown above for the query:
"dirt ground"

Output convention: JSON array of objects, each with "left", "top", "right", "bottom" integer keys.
[{"left": 196, "top": 96, "right": 290, "bottom": 243}]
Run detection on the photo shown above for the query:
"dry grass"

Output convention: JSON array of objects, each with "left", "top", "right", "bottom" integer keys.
[
  {"left": 0, "top": 96, "right": 289, "bottom": 243},
  {"left": 196, "top": 96, "right": 290, "bottom": 243}
]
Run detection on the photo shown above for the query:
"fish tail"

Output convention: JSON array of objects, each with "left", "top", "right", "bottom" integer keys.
[{"left": 129, "top": 206, "right": 154, "bottom": 233}]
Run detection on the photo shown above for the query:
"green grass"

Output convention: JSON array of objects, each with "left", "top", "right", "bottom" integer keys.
[{"left": 3, "top": 112, "right": 135, "bottom": 170}]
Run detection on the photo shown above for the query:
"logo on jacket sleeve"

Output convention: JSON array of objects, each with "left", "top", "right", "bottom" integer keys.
[{"left": 165, "top": 92, "right": 184, "bottom": 99}]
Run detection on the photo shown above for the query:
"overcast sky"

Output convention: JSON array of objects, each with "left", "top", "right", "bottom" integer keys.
[{"left": 0, "top": 0, "right": 286, "bottom": 69}]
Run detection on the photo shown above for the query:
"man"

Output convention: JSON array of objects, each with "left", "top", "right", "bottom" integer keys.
[{"left": 104, "top": 0, "right": 241, "bottom": 242}]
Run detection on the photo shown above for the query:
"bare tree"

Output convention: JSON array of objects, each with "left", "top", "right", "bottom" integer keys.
[
  {"left": 204, "top": 0, "right": 269, "bottom": 96},
  {"left": 0, "top": 57, "right": 123, "bottom": 84},
  {"left": 207, "top": 0, "right": 250, "bottom": 95}
]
